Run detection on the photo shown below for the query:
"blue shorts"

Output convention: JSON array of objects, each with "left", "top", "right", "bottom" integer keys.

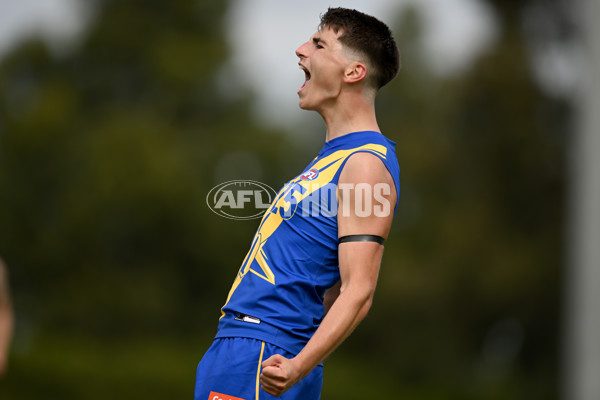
[{"left": 194, "top": 337, "right": 323, "bottom": 400}]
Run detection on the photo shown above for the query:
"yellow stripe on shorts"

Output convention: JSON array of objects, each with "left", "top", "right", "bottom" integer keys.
[{"left": 256, "top": 341, "right": 265, "bottom": 400}]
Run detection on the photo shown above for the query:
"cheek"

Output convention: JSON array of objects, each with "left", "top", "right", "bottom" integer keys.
[
  {"left": 315, "top": 72, "right": 342, "bottom": 97},
  {"left": 313, "top": 63, "right": 343, "bottom": 93}
]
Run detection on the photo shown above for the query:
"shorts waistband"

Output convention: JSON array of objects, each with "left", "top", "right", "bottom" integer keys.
[{"left": 216, "top": 311, "right": 305, "bottom": 356}]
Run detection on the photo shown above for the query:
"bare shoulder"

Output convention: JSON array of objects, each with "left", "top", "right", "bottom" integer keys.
[
  {"left": 339, "top": 151, "right": 394, "bottom": 187},
  {"left": 337, "top": 152, "right": 397, "bottom": 238}
]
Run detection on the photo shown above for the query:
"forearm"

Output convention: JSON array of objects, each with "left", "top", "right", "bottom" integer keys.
[{"left": 292, "top": 284, "right": 373, "bottom": 379}]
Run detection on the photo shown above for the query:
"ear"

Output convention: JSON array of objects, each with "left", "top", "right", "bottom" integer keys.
[{"left": 343, "top": 62, "right": 367, "bottom": 84}]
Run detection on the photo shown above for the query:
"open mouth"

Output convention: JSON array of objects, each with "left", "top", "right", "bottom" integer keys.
[{"left": 299, "top": 64, "right": 311, "bottom": 90}]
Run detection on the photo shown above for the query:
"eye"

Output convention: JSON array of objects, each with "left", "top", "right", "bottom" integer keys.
[{"left": 315, "top": 44, "right": 324, "bottom": 49}]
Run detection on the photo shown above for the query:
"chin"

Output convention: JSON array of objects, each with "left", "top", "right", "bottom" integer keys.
[{"left": 298, "top": 98, "right": 315, "bottom": 111}]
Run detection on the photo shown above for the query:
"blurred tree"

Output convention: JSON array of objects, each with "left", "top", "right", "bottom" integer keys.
[{"left": 0, "top": 0, "right": 295, "bottom": 398}]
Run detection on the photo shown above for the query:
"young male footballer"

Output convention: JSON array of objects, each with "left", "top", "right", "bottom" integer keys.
[{"left": 195, "top": 7, "right": 401, "bottom": 399}]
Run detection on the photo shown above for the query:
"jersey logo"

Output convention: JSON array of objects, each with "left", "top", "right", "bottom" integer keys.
[
  {"left": 301, "top": 168, "right": 319, "bottom": 180},
  {"left": 208, "top": 391, "right": 246, "bottom": 400}
]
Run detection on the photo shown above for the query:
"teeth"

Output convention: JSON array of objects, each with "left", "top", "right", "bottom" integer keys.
[
  {"left": 299, "top": 66, "right": 311, "bottom": 81},
  {"left": 299, "top": 65, "right": 310, "bottom": 78}
]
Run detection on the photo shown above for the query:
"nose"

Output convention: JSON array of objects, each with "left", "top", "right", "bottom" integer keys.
[{"left": 295, "top": 41, "right": 309, "bottom": 59}]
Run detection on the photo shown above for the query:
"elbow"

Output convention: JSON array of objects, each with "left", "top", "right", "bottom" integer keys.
[
  {"left": 341, "top": 283, "right": 375, "bottom": 314},
  {"left": 361, "top": 282, "right": 377, "bottom": 307},
  {"left": 353, "top": 291, "right": 374, "bottom": 323},
  {"left": 361, "top": 291, "right": 375, "bottom": 315}
]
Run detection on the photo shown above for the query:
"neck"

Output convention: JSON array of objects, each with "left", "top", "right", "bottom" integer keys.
[{"left": 319, "top": 94, "right": 380, "bottom": 142}]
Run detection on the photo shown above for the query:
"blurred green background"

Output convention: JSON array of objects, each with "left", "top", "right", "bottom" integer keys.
[{"left": 0, "top": 0, "right": 573, "bottom": 398}]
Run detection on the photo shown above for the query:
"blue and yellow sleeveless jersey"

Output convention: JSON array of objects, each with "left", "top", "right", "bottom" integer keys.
[{"left": 215, "top": 130, "right": 400, "bottom": 355}]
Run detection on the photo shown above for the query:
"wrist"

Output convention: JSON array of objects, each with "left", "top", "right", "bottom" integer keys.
[{"left": 290, "top": 353, "right": 314, "bottom": 381}]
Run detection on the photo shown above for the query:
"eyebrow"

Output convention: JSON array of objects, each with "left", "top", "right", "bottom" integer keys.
[{"left": 312, "top": 37, "right": 327, "bottom": 46}]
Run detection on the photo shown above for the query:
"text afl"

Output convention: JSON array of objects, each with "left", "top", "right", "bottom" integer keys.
[{"left": 206, "top": 180, "right": 277, "bottom": 220}]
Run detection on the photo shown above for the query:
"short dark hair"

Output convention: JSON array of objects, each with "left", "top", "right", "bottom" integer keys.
[{"left": 319, "top": 7, "right": 400, "bottom": 90}]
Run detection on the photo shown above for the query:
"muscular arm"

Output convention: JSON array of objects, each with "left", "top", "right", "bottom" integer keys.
[{"left": 260, "top": 152, "right": 397, "bottom": 396}]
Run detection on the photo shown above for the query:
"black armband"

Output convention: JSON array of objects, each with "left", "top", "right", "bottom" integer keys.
[{"left": 338, "top": 234, "right": 385, "bottom": 245}]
